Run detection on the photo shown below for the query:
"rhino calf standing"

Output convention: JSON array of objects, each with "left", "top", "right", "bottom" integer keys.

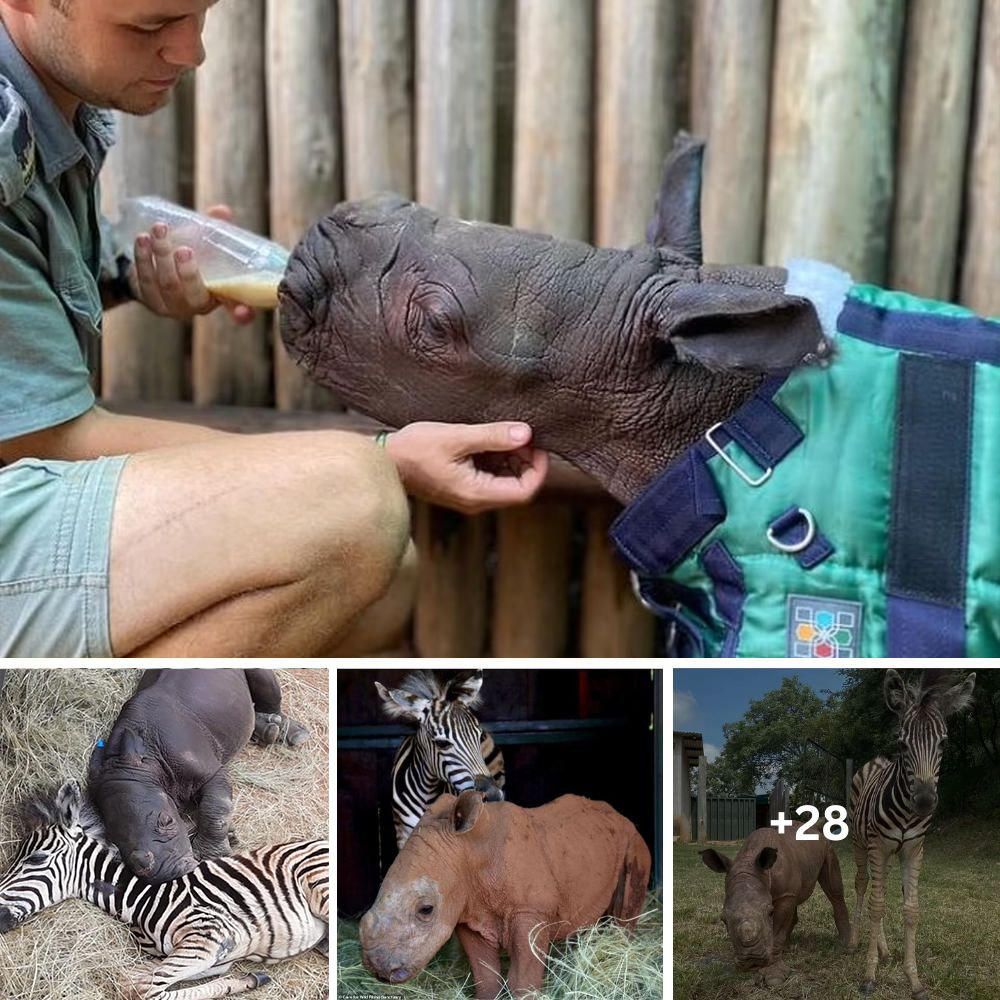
[
  {"left": 701, "top": 822, "right": 851, "bottom": 986},
  {"left": 360, "top": 790, "right": 650, "bottom": 999}
]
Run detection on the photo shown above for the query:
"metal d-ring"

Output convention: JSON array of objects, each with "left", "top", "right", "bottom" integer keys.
[
  {"left": 767, "top": 507, "right": 817, "bottom": 554},
  {"left": 629, "top": 570, "right": 657, "bottom": 614},
  {"left": 704, "top": 422, "right": 773, "bottom": 487}
]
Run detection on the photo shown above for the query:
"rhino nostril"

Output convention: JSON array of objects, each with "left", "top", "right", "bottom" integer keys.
[
  {"left": 129, "top": 850, "right": 155, "bottom": 876},
  {"left": 390, "top": 967, "right": 410, "bottom": 984}
]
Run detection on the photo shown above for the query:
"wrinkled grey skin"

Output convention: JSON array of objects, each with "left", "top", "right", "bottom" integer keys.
[
  {"left": 88, "top": 668, "right": 308, "bottom": 884},
  {"left": 701, "top": 822, "right": 852, "bottom": 987},
  {"left": 280, "top": 136, "right": 828, "bottom": 503}
]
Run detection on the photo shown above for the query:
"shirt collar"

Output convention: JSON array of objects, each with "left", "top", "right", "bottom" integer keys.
[{"left": 0, "top": 19, "right": 116, "bottom": 182}]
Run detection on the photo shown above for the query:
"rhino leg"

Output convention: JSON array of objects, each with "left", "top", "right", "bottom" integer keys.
[
  {"left": 508, "top": 915, "right": 549, "bottom": 999},
  {"left": 456, "top": 924, "right": 504, "bottom": 1000},
  {"left": 608, "top": 830, "right": 652, "bottom": 926},
  {"left": 818, "top": 850, "right": 852, "bottom": 947},
  {"left": 192, "top": 770, "right": 235, "bottom": 860}
]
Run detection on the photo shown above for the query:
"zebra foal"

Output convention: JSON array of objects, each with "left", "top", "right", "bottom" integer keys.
[
  {"left": 376, "top": 669, "right": 505, "bottom": 847},
  {"left": 0, "top": 781, "right": 328, "bottom": 1000},
  {"left": 849, "top": 669, "right": 975, "bottom": 999}
]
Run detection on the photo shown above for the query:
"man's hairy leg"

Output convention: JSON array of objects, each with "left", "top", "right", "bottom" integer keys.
[{"left": 108, "top": 431, "right": 410, "bottom": 656}]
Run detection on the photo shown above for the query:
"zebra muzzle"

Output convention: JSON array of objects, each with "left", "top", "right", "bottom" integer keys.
[{"left": 0, "top": 906, "right": 19, "bottom": 933}]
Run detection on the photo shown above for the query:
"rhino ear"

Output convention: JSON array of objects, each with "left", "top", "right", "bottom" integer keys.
[
  {"left": 453, "top": 790, "right": 486, "bottom": 834},
  {"left": 756, "top": 847, "right": 778, "bottom": 871},
  {"left": 700, "top": 849, "right": 732, "bottom": 874},
  {"left": 120, "top": 728, "right": 146, "bottom": 763},
  {"left": 658, "top": 281, "right": 830, "bottom": 374},
  {"left": 376, "top": 681, "right": 430, "bottom": 723},
  {"left": 646, "top": 132, "right": 704, "bottom": 264}
]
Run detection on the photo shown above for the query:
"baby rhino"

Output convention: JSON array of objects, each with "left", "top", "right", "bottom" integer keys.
[
  {"left": 701, "top": 822, "right": 851, "bottom": 986},
  {"left": 361, "top": 790, "right": 650, "bottom": 999}
]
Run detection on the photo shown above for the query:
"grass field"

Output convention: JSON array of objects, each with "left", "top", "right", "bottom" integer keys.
[
  {"left": 0, "top": 668, "right": 330, "bottom": 1000},
  {"left": 337, "top": 891, "right": 663, "bottom": 999},
  {"left": 673, "top": 820, "right": 1000, "bottom": 1000}
]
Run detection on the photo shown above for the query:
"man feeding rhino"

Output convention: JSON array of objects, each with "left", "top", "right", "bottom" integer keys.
[
  {"left": 0, "top": 0, "right": 547, "bottom": 657},
  {"left": 278, "top": 137, "right": 1000, "bottom": 658}
]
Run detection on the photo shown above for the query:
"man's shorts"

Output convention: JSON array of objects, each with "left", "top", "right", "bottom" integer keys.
[{"left": 0, "top": 455, "right": 127, "bottom": 657}]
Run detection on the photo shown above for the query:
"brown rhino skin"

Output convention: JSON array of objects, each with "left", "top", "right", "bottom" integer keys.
[
  {"left": 360, "top": 790, "right": 651, "bottom": 999},
  {"left": 701, "top": 821, "right": 851, "bottom": 986}
]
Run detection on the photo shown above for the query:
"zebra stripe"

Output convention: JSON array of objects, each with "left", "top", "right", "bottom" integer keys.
[
  {"left": 0, "top": 782, "right": 328, "bottom": 1000},
  {"left": 376, "top": 670, "right": 505, "bottom": 847}
]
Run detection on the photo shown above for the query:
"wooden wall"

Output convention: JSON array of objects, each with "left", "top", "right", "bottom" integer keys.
[{"left": 100, "top": 0, "right": 997, "bottom": 657}]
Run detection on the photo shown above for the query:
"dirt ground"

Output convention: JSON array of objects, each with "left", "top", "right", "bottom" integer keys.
[{"left": 0, "top": 667, "right": 330, "bottom": 1000}]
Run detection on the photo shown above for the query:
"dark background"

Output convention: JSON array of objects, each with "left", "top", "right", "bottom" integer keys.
[{"left": 337, "top": 668, "right": 662, "bottom": 917}]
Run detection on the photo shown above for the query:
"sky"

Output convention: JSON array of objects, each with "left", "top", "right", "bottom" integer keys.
[{"left": 673, "top": 668, "right": 848, "bottom": 763}]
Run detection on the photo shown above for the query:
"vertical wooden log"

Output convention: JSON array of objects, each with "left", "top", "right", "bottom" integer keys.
[
  {"left": 960, "top": 0, "right": 1000, "bottom": 314},
  {"left": 697, "top": 754, "right": 707, "bottom": 843},
  {"left": 580, "top": 504, "right": 655, "bottom": 656},
  {"left": 266, "top": 0, "right": 342, "bottom": 411},
  {"left": 589, "top": 1, "right": 676, "bottom": 657},
  {"left": 492, "top": 504, "right": 574, "bottom": 657},
  {"left": 411, "top": 0, "right": 499, "bottom": 656},
  {"left": 492, "top": 0, "right": 592, "bottom": 656},
  {"left": 100, "top": 105, "right": 185, "bottom": 401},
  {"left": 691, "top": 0, "right": 773, "bottom": 264},
  {"left": 890, "top": 0, "right": 979, "bottom": 300},
  {"left": 765, "top": 1, "right": 904, "bottom": 283},
  {"left": 593, "top": 0, "right": 677, "bottom": 248},
  {"left": 339, "top": 0, "right": 413, "bottom": 199},
  {"left": 193, "top": 1, "right": 271, "bottom": 405}
]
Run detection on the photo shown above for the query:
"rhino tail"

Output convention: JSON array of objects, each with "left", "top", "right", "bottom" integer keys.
[{"left": 608, "top": 829, "right": 652, "bottom": 928}]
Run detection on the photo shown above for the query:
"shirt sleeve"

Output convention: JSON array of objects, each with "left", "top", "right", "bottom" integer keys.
[{"left": 0, "top": 211, "right": 95, "bottom": 442}]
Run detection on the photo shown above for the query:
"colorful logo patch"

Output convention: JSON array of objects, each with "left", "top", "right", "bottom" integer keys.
[{"left": 787, "top": 596, "right": 863, "bottom": 658}]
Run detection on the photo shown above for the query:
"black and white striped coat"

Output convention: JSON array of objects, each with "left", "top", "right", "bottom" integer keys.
[
  {"left": 0, "top": 781, "right": 328, "bottom": 1000},
  {"left": 376, "top": 669, "right": 505, "bottom": 848}
]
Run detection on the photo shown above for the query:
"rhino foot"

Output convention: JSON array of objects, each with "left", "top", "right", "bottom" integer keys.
[
  {"left": 755, "top": 961, "right": 791, "bottom": 988},
  {"left": 192, "top": 832, "right": 233, "bottom": 860},
  {"left": 860, "top": 980, "right": 877, "bottom": 996},
  {"left": 253, "top": 712, "right": 310, "bottom": 747},
  {"left": 911, "top": 990, "right": 929, "bottom": 1000}
]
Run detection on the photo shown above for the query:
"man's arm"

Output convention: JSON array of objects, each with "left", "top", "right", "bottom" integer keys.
[{"left": 0, "top": 406, "right": 228, "bottom": 464}]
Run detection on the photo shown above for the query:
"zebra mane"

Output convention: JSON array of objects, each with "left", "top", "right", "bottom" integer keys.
[
  {"left": 14, "top": 783, "right": 111, "bottom": 847},
  {"left": 382, "top": 671, "right": 483, "bottom": 715}
]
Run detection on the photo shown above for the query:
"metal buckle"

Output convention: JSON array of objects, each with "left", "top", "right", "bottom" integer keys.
[
  {"left": 767, "top": 507, "right": 816, "bottom": 553},
  {"left": 704, "top": 422, "right": 772, "bottom": 487},
  {"left": 629, "top": 570, "right": 657, "bottom": 614}
]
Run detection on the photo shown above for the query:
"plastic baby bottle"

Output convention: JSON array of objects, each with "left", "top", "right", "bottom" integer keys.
[{"left": 115, "top": 196, "right": 290, "bottom": 309}]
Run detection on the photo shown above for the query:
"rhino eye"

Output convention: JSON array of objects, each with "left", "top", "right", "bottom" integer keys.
[
  {"left": 406, "top": 284, "right": 466, "bottom": 352},
  {"left": 418, "top": 904, "right": 434, "bottom": 918}
]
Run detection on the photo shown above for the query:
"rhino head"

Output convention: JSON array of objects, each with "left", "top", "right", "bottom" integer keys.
[
  {"left": 279, "top": 135, "right": 828, "bottom": 503},
  {"left": 359, "top": 790, "right": 486, "bottom": 985},
  {"left": 88, "top": 729, "right": 197, "bottom": 884}
]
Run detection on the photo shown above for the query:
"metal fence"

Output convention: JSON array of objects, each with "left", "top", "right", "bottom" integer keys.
[{"left": 690, "top": 794, "right": 756, "bottom": 841}]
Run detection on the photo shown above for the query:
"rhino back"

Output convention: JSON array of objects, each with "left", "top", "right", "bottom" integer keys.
[{"left": 730, "top": 823, "right": 831, "bottom": 904}]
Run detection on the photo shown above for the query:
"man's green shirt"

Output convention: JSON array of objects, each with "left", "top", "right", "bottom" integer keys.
[{"left": 0, "top": 20, "right": 120, "bottom": 442}]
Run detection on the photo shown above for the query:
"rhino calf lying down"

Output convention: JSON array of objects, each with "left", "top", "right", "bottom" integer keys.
[
  {"left": 701, "top": 822, "right": 851, "bottom": 986},
  {"left": 360, "top": 790, "right": 651, "bottom": 999},
  {"left": 88, "top": 668, "right": 309, "bottom": 884}
]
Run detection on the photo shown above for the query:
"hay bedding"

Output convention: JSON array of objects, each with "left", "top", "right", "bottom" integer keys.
[{"left": 0, "top": 667, "right": 330, "bottom": 1000}]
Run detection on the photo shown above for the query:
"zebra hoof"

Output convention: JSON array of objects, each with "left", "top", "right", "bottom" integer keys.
[
  {"left": 249, "top": 972, "right": 272, "bottom": 987},
  {"left": 859, "top": 981, "right": 876, "bottom": 996}
]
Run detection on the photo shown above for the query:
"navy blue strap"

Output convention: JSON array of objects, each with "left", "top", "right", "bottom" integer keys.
[
  {"left": 886, "top": 354, "right": 973, "bottom": 656},
  {"left": 700, "top": 541, "right": 745, "bottom": 656},
  {"left": 839, "top": 296, "right": 1000, "bottom": 366}
]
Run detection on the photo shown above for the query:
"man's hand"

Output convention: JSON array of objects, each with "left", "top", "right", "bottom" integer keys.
[
  {"left": 385, "top": 421, "right": 548, "bottom": 515},
  {"left": 130, "top": 204, "right": 256, "bottom": 325}
]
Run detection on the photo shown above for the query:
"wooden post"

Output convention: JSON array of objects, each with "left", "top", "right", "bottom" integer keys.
[
  {"left": 339, "top": 0, "right": 413, "bottom": 198},
  {"left": 493, "top": 0, "right": 593, "bottom": 655},
  {"left": 100, "top": 105, "right": 185, "bottom": 401},
  {"left": 960, "top": 0, "right": 1000, "bottom": 315},
  {"left": 409, "top": 0, "right": 499, "bottom": 656},
  {"left": 691, "top": 0, "right": 774, "bottom": 264},
  {"left": 266, "top": 0, "right": 342, "bottom": 411},
  {"left": 846, "top": 758, "right": 853, "bottom": 813},
  {"left": 890, "top": 0, "right": 979, "bottom": 300},
  {"left": 698, "top": 754, "right": 707, "bottom": 843},
  {"left": 765, "top": 1, "right": 904, "bottom": 282},
  {"left": 193, "top": 0, "right": 271, "bottom": 405},
  {"left": 593, "top": 0, "right": 677, "bottom": 248}
]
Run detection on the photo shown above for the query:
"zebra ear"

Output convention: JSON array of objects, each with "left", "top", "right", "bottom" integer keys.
[
  {"left": 453, "top": 790, "right": 486, "bottom": 834},
  {"left": 375, "top": 681, "right": 430, "bottom": 722},
  {"left": 883, "top": 669, "right": 911, "bottom": 715},
  {"left": 54, "top": 781, "right": 82, "bottom": 828},
  {"left": 446, "top": 670, "right": 484, "bottom": 707},
  {"left": 700, "top": 849, "right": 732, "bottom": 874},
  {"left": 936, "top": 672, "right": 976, "bottom": 717}
]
